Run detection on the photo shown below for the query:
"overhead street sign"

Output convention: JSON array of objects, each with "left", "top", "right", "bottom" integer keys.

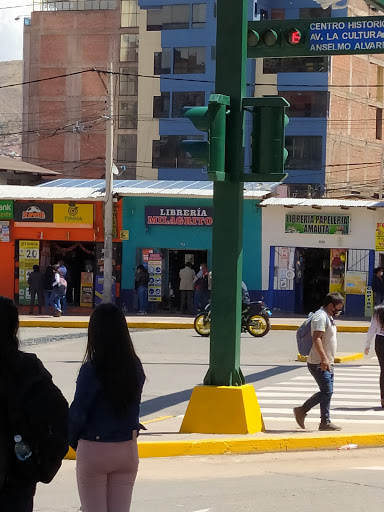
[{"left": 248, "top": 16, "right": 384, "bottom": 58}]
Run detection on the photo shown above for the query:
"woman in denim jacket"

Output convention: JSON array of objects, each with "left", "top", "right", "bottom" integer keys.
[{"left": 69, "top": 303, "right": 145, "bottom": 512}]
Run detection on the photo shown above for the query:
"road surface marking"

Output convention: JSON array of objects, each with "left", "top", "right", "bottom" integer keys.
[{"left": 353, "top": 466, "right": 384, "bottom": 471}]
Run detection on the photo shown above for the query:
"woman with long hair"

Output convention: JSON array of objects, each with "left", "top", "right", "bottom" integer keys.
[
  {"left": 0, "top": 296, "right": 68, "bottom": 511},
  {"left": 365, "top": 303, "right": 384, "bottom": 407},
  {"left": 69, "top": 303, "right": 145, "bottom": 512}
]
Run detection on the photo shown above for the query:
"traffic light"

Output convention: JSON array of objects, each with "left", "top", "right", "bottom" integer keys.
[
  {"left": 181, "top": 94, "right": 230, "bottom": 181},
  {"left": 247, "top": 20, "right": 304, "bottom": 58},
  {"left": 242, "top": 96, "right": 289, "bottom": 182}
]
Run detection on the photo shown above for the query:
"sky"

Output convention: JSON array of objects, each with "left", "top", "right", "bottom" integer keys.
[{"left": 0, "top": 1, "right": 33, "bottom": 61}]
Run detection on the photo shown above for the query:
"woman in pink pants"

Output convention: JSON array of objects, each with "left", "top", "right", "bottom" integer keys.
[{"left": 69, "top": 304, "right": 145, "bottom": 512}]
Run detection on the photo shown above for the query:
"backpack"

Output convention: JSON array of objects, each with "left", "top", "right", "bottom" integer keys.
[
  {"left": 196, "top": 273, "right": 209, "bottom": 291},
  {"left": 296, "top": 309, "right": 330, "bottom": 356},
  {"left": 5, "top": 353, "right": 69, "bottom": 486}
]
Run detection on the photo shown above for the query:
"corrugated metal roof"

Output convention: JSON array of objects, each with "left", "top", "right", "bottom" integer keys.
[
  {"left": 0, "top": 185, "right": 104, "bottom": 201},
  {"left": 39, "top": 179, "right": 276, "bottom": 198},
  {"left": 0, "top": 156, "right": 59, "bottom": 175},
  {"left": 261, "top": 198, "right": 384, "bottom": 208}
]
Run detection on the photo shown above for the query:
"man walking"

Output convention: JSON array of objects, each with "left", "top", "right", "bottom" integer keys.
[
  {"left": 293, "top": 292, "right": 345, "bottom": 432},
  {"left": 179, "top": 262, "right": 195, "bottom": 315}
]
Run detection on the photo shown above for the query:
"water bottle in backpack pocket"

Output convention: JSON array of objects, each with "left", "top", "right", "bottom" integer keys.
[
  {"left": 14, "top": 435, "right": 32, "bottom": 461},
  {"left": 296, "top": 313, "right": 314, "bottom": 356}
]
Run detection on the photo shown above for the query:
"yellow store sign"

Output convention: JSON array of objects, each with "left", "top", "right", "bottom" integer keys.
[{"left": 53, "top": 204, "right": 93, "bottom": 228}]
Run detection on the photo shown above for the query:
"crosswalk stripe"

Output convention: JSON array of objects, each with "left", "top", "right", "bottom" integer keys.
[
  {"left": 262, "top": 381, "right": 378, "bottom": 388},
  {"left": 264, "top": 417, "right": 384, "bottom": 425},
  {"left": 260, "top": 407, "right": 384, "bottom": 416},
  {"left": 257, "top": 392, "right": 380, "bottom": 399},
  {"left": 258, "top": 387, "right": 379, "bottom": 393},
  {"left": 259, "top": 399, "right": 380, "bottom": 407},
  {"left": 292, "top": 376, "right": 378, "bottom": 382}
]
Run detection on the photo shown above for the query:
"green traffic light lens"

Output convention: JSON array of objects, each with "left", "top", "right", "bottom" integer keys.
[
  {"left": 263, "top": 29, "right": 278, "bottom": 47},
  {"left": 247, "top": 30, "right": 260, "bottom": 47}
]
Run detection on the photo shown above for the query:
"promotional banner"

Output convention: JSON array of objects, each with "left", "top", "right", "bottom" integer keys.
[
  {"left": 0, "top": 221, "right": 10, "bottom": 242},
  {"left": 0, "top": 200, "right": 13, "bottom": 219},
  {"left": 375, "top": 223, "right": 384, "bottom": 251},
  {"left": 345, "top": 271, "right": 367, "bottom": 295},
  {"left": 19, "top": 240, "right": 40, "bottom": 305},
  {"left": 285, "top": 213, "right": 350, "bottom": 235},
  {"left": 365, "top": 285, "right": 374, "bottom": 317},
  {"left": 14, "top": 203, "right": 53, "bottom": 223},
  {"left": 145, "top": 206, "right": 213, "bottom": 227},
  {"left": 329, "top": 248, "right": 346, "bottom": 295},
  {"left": 148, "top": 253, "right": 162, "bottom": 302},
  {"left": 80, "top": 272, "right": 94, "bottom": 307},
  {"left": 53, "top": 204, "right": 93, "bottom": 228}
]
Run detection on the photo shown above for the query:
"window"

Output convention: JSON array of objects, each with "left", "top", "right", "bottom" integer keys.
[
  {"left": 147, "top": 8, "right": 162, "bottom": 30},
  {"left": 377, "top": 108, "right": 383, "bottom": 140},
  {"left": 279, "top": 91, "right": 328, "bottom": 117},
  {"left": 120, "top": 34, "right": 138, "bottom": 62},
  {"left": 43, "top": 0, "right": 117, "bottom": 9},
  {"left": 192, "top": 3, "right": 206, "bottom": 28},
  {"left": 263, "top": 57, "right": 328, "bottom": 74},
  {"left": 121, "top": 0, "right": 139, "bottom": 27},
  {"left": 300, "top": 7, "right": 331, "bottom": 18},
  {"left": 117, "top": 134, "right": 137, "bottom": 162},
  {"left": 153, "top": 92, "right": 170, "bottom": 118},
  {"left": 152, "top": 135, "right": 204, "bottom": 168},
  {"left": 174, "top": 47, "right": 205, "bottom": 74},
  {"left": 271, "top": 9, "right": 284, "bottom": 19},
  {"left": 172, "top": 91, "right": 205, "bottom": 117},
  {"left": 118, "top": 101, "right": 137, "bottom": 129},
  {"left": 285, "top": 136, "right": 322, "bottom": 170},
  {"left": 378, "top": 66, "right": 384, "bottom": 103},
  {"left": 163, "top": 4, "right": 189, "bottom": 29},
  {"left": 119, "top": 69, "right": 138, "bottom": 96},
  {"left": 154, "top": 49, "right": 172, "bottom": 74},
  {"left": 259, "top": 8, "right": 268, "bottom": 20}
]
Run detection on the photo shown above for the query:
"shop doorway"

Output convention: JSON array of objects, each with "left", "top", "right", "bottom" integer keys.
[
  {"left": 169, "top": 249, "right": 208, "bottom": 311},
  {"left": 46, "top": 241, "right": 95, "bottom": 306},
  {"left": 297, "top": 248, "right": 330, "bottom": 314}
]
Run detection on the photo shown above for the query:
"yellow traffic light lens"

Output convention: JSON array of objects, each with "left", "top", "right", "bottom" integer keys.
[
  {"left": 247, "top": 30, "right": 260, "bottom": 47},
  {"left": 287, "top": 28, "right": 302, "bottom": 45},
  {"left": 263, "top": 29, "right": 278, "bottom": 47}
]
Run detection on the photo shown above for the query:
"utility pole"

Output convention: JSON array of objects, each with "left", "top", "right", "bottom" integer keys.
[{"left": 103, "top": 65, "right": 114, "bottom": 304}]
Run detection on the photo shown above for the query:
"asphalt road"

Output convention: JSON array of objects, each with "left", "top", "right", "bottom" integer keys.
[
  {"left": 19, "top": 327, "right": 374, "bottom": 420},
  {"left": 35, "top": 448, "right": 384, "bottom": 512}
]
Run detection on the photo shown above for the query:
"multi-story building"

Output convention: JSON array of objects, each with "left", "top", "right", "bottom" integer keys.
[
  {"left": 22, "top": 0, "right": 140, "bottom": 179},
  {"left": 256, "top": 0, "right": 384, "bottom": 198}
]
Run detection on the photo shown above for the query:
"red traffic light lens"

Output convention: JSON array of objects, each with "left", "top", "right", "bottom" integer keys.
[{"left": 287, "top": 29, "right": 302, "bottom": 46}]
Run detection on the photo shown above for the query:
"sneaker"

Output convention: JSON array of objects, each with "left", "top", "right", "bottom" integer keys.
[
  {"left": 137, "top": 311, "right": 145, "bottom": 315},
  {"left": 293, "top": 406, "right": 306, "bottom": 429},
  {"left": 318, "top": 421, "right": 342, "bottom": 431}
]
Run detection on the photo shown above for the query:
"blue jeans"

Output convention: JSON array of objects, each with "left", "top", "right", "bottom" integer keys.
[
  {"left": 302, "top": 363, "right": 334, "bottom": 423},
  {"left": 194, "top": 289, "right": 208, "bottom": 313},
  {"left": 137, "top": 286, "right": 148, "bottom": 312},
  {"left": 44, "top": 290, "right": 53, "bottom": 313}
]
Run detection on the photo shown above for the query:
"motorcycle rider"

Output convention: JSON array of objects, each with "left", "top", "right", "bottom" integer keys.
[{"left": 242, "top": 281, "right": 251, "bottom": 312}]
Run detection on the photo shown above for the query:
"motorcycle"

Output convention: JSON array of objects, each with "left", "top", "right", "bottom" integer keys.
[{"left": 194, "top": 300, "right": 272, "bottom": 338}]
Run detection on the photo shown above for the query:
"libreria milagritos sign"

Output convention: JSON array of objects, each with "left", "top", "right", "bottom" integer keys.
[{"left": 285, "top": 214, "right": 350, "bottom": 235}]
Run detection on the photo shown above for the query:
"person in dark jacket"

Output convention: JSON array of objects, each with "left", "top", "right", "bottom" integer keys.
[
  {"left": 27, "top": 265, "right": 44, "bottom": 315},
  {"left": 43, "top": 265, "right": 55, "bottom": 315},
  {"left": 0, "top": 296, "right": 68, "bottom": 512},
  {"left": 372, "top": 267, "right": 384, "bottom": 306},
  {"left": 69, "top": 303, "right": 145, "bottom": 512},
  {"left": 134, "top": 264, "right": 149, "bottom": 314}
]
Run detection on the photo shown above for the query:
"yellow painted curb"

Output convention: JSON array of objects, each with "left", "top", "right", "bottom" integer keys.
[
  {"left": 297, "top": 352, "right": 364, "bottom": 363},
  {"left": 64, "top": 432, "right": 384, "bottom": 460},
  {"left": 19, "top": 320, "right": 89, "bottom": 328},
  {"left": 127, "top": 322, "right": 193, "bottom": 330},
  {"left": 272, "top": 324, "right": 369, "bottom": 333},
  {"left": 271, "top": 324, "right": 298, "bottom": 331}
]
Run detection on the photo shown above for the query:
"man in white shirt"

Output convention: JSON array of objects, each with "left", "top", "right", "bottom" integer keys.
[
  {"left": 179, "top": 262, "right": 196, "bottom": 315},
  {"left": 293, "top": 292, "right": 344, "bottom": 431}
]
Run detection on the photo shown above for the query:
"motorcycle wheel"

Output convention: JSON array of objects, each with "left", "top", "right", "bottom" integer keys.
[
  {"left": 194, "top": 313, "right": 211, "bottom": 337},
  {"left": 247, "top": 314, "right": 270, "bottom": 337}
]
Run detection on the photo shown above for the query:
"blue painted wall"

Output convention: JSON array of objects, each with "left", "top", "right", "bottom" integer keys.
[{"left": 121, "top": 196, "right": 263, "bottom": 310}]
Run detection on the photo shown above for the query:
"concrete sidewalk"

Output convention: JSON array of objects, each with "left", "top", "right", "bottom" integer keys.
[
  {"left": 64, "top": 415, "right": 384, "bottom": 459},
  {"left": 19, "top": 313, "right": 371, "bottom": 332}
]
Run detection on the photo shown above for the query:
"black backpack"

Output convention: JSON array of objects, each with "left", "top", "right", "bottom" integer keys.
[{"left": 4, "top": 353, "right": 69, "bottom": 486}]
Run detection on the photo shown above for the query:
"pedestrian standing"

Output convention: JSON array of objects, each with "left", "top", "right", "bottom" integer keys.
[
  {"left": 293, "top": 292, "right": 345, "bottom": 431},
  {"left": 365, "top": 304, "right": 384, "bottom": 407},
  {"left": 135, "top": 265, "right": 149, "bottom": 315},
  {"left": 193, "top": 263, "right": 209, "bottom": 313},
  {"left": 43, "top": 265, "right": 55, "bottom": 315},
  {"left": 27, "top": 265, "right": 44, "bottom": 315},
  {"left": 69, "top": 303, "right": 145, "bottom": 512},
  {"left": 0, "top": 297, "right": 68, "bottom": 512},
  {"left": 179, "top": 262, "right": 196, "bottom": 315},
  {"left": 57, "top": 260, "right": 68, "bottom": 314},
  {"left": 372, "top": 267, "right": 384, "bottom": 306},
  {"left": 52, "top": 268, "right": 67, "bottom": 317}
]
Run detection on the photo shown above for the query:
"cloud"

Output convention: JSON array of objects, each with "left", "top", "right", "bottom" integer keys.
[{"left": 0, "top": 1, "right": 33, "bottom": 61}]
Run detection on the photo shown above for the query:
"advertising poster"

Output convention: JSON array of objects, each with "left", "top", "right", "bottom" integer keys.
[
  {"left": 329, "top": 248, "right": 346, "bottom": 295},
  {"left": 0, "top": 200, "right": 13, "bottom": 220},
  {"left": 376, "top": 223, "right": 384, "bottom": 251},
  {"left": 80, "top": 272, "right": 94, "bottom": 307},
  {"left": 285, "top": 213, "right": 350, "bottom": 235},
  {"left": 365, "top": 286, "right": 374, "bottom": 317},
  {"left": 0, "top": 221, "right": 10, "bottom": 242},
  {"left": 148, "top": 253, "right": 162, "bottom": 302},
  {"left": 19, "top": 241, "right": 40, "bottom": 305},
  {"left": 345, "top": 271, "right": 367, "bottom": 295},
  {"left": 53, "top": 203, "right": 93, "bottom": 228}
]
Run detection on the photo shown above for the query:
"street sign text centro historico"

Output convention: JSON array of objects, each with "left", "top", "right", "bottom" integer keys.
[
  {"left": 248, "top": 16, "right": 384, "bottom": 58},
  {"left": 0, "top": 200, "right": 13, "bottom": 219}
]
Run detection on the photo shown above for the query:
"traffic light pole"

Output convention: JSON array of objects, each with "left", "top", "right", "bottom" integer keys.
[{"left": 203, "top": 0, "right": 247, "bottom": 386}]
